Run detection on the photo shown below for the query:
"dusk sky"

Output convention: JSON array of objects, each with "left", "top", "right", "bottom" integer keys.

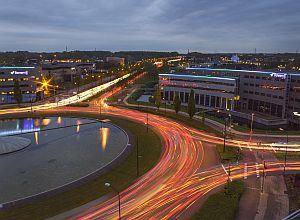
[{"left": 0, "top": 0, "right": 299, "bottom": 53}]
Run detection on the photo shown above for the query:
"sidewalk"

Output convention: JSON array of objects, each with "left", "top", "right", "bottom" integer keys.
[{"left": 236, "top": 151, "right": 289, "bottom": 220}]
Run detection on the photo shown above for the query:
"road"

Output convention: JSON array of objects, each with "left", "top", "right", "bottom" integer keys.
[
  {"left": 49, "top": 104, "right": 299, "bottom": 220},
  {"left": 2, "top": 73, "right": 300, "bottom": 219}
]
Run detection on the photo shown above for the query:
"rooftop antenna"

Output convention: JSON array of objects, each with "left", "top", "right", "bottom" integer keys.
[
  {"left": 188, "top": 49, "right": 190, "bottom": 54},
  {"left": 66, "top": 45, "right": 68, "bottom": 52},
  {"left": 255, "top": 48, "right": 257, "bottom": 54}
]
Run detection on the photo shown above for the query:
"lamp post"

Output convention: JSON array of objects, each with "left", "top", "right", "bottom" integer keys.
[
  {"left": 146, "top": 112, "right": 149, "bottom": 132},
  {"left": 136, "top": 136, "right": 139, "bottom": 177},
  {"left": 250, "top": 113, "right": 254, "bottom": 141},
  {"left": 105, "top": 183, "right": 121, "bottom": 220},
  {"left": 279, "top": 128, "right": 288, "bottom": 175},
  {"left": 223, "top": 118, "right": 227, "bottom": 152}
]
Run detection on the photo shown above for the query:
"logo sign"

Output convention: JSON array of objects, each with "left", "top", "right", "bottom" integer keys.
[
  {"left": 11, "top": 71, "right": 29, "bottom": 75},
  {"left": 270, "top": 73, "right": 286, "bottom": 79}
]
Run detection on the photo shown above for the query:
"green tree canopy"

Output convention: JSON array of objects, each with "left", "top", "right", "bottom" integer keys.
[
  {"left": 154, "top": 88, "right": 161, "bottom": 109},
  {"left": 13, "top": 79, "right": 23, "bottom": 105},
  {"left": 173, "top": 92, "right": 181, "bottom": 114},
  {"left": 187, "top": 89, "right": 196, "bottom": 119}
]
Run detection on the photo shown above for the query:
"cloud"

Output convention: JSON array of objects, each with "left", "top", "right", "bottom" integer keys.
[{"left": 0, "top": 0, "right": 299, "bottom": 52}]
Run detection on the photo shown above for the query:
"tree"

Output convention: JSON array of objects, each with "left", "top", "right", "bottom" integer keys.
[
  {"left": 201, "top": 111, "right": 206, "bottom": 125},
  {"left": 13, "top": 79, "right": 23, "bottom": 106},
  {"left": 154, "top": 88, "right": 161, "bottom": 110},
  {"left": 187, "top": 89, "right": 196, "bottom": 119},
  {"left": 173, "top": 92, "right": 181, "bottom": 114}
]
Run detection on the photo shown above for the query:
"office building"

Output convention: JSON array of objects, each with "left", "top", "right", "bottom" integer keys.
[
  {"left": 160, "top": 68, "right": 300, "bottom": 127},
  {"left": 0, "top": 66, "right": 42, "bottom": 104}
]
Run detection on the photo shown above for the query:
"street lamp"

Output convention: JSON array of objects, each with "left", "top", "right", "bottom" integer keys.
[
  {"left": 223, "top": 118, "right": 228, "bottom": 152},
  {"left": 250, "top": 113, "right": 254, "bottom": 141},
  {"left": 279, "top": 128, "right": 288, "bottom": 175},
  {"left": 104, "top": 182, "right": 121, "bottom": 220},
  {"left": 146, "top": 112, "right": 149, "bottom": 132}
]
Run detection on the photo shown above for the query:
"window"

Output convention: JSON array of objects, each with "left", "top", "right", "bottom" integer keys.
[
  {"left": 200, "top": 94, "right": 204, "bottom": 105},
  {"left": 267, "top": 94, "right": 271, "bottom": 97},
  {"left": 195, "top": 94, "right": 200, "bottom": 105},
  {"left": 244, "top": 90, "right": 248, "bottom": 94},
  {"left": 245, "top": 75, "right": 249, "bottom": 78},
  {"left": 255, "top": 92, "right": 259, "bottom": 95},
  {"left": 250, "top": 83, "right": 254, "bottom": 86},
  {"left": 250, "top": 76, "right": 254, "bottom": 79},
  {"left": 256, "top": 76, "right": 260, "bottom": 79},
  {"left": 205, "top": 95, "right": 210, "bottom": 106},
  {"left": 260, "top": 93, "right": 265, "bottom": 96},
  {"left": 279, "top": 96, "right": 284, "bottom": 99},
  {"left": 249, "top": 91, "right": 253, "bottom": 94},
  {"left": 244, "top": 83, "right": 248, "bottom": 86},
  {"left": 273, "top": 95, "right": 278, "bottom": 98}
]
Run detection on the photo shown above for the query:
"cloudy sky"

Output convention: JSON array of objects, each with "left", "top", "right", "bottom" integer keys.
[{"left": 0, "top": 0, "right": 299, "bottom": 53}]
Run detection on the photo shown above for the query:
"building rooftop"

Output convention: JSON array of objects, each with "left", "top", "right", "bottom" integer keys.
[
  {"left": 0, "top": 66, "right": 35, "bottom": 69},
  {"left": 159, "top": 73, "right": 237, "bottom": 81},
  {"left": 186, "top": 67, "right": 300, "bottom": 76}
]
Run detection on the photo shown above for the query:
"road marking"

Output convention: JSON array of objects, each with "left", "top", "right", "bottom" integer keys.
[
  {"left": 255, "top": 162, "right": 260, "bottom": 178},
  {"left": 221, "top": 163, "right": 228, "bottom": 176},
  {"left": 244, "top": 163, "right": 248, "bottom": 180},
  {"left": 248, "top": 143, "right": 252, "bottom": 151},
  {"left": 221, "top": 163, "right": 232, "bottom": 181}
]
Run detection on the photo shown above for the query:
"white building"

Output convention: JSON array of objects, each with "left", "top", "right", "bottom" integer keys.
[
  {"left": 0, "top": 66, "right": 42, "bottom": 104},
  {"left": 159, "top": 73, "right": 237, "bottom": 111}
]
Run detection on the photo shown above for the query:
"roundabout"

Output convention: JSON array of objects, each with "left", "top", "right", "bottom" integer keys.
[{"left": 0, "top": 117, "right": 129, "bottom": 204}]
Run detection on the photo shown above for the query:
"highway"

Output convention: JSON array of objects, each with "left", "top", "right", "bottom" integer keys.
[
  {"left": 1, "top": 73, "right": 300, "bottom": 219},
  {"left": 61, "top": 104, "right": 300, "bottom": 220}
]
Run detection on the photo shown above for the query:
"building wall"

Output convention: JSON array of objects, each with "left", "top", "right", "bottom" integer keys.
[
  {"left": 0, "top": 67, "right": 41, "bottom": 104},
  {"left": 159, "top": 74, "right": 237, "bottom": 110},
  {"left": 186, "top": 68, "right": 289, "bottom": 119}
]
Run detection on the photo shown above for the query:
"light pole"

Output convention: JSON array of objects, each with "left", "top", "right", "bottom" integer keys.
[
  {"left": 223, "top": 118, "right": 227, "bottom": 152},
  {"left": 279, "top": 128, "right": 288, "bottom": 175},
  {"left": 105, "top": 183, "right": 121, "bottom": 220},
  {"left": 250, "top": 113, "right": 254, "bottom": 141},
  {"left": 136, "top": 136, "right": 139, "bottom": 177},
  {"left": 146, "top": 112, "right": 149, "bottom": 132},
  {"left": 261, "top": 160, "right": 266, "bottom": 193}
]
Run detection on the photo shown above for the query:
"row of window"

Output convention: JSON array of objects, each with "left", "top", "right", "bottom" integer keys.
[
  {"left": 243, "top": 83, "right": 284, "bottom": 90},
  {"left": 160, "top": 78, "right": 235, "bottom": 86},
  {"left": 247, "top": 99, "right": 283, "bottom": 117},
  {"left": 161, "top": 84, "right": 234, "bottom": 94},
  {"left": 0, "top": 85, "right": 30, "bottom": 88},
  {"left": 243, "top": 90, "right": 284, "bottom": 99},
  {"left": 244, "top": 75, "right": 285, "bottom": 82},
  {"left": 1, "top": 91, "right": 35, "bottom": 95},
  {"left": 161, "top": 90, "right": 233, "bottom": 109},
  {"left": 0, "top": 78, "right": 30, "bottom": 82}
]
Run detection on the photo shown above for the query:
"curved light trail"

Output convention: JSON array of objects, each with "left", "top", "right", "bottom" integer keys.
[
  {"left": 68, "top": 105, "right": 300, "bottom": 220},
  {"left": 1, "top": 72, "right": 300, "bottom": 219}
]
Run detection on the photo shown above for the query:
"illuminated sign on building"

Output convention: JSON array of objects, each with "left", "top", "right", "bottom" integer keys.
[
  {"left": 270, "top": 73, "right": 287, "bottom": 79},
  {"left": 10, "top": 71, "right": 29, "bottom": 75}
]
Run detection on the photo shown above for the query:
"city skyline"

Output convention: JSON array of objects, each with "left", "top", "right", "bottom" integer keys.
[{"left": 0, "top": 0, "right": 299, "bottom": 53}]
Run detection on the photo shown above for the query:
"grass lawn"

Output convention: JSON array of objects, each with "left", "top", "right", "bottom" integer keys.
[
  {"left": 0, "top": 111, "right": 162, "bottom": 220},
  {"left": 285, "top": 174, "right": 300, "bottom": 213},
  {"left": 216, "top": 144, "right": 242, "bottom": 164},
  {"left": 125, "top": 105, "right": 222, "bottom": 136},
  {"left": 274, "top": 152, "right": 300, "bottom": 160},
  {"left": 190, "top": 180, "right": 244, "bottom": 220}
]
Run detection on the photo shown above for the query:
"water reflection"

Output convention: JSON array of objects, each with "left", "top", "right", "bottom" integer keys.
[
  {"left": 0, "top": 118, "right": 40, "bottom": 136},
  {"left": 57, "top": 117, "right": 61, "bottom": 125},
  {"left": 100, "top": 127, "right": 110, "bottom": 152},
  {"left": 35, "top": 132, "right": 39, "bottom": 145},
  {"left": 42, "top": 119, "right": 51, "bottom": 126},
  {"left": 76, "top": 120, "right": 81, "bottom": 133}
]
